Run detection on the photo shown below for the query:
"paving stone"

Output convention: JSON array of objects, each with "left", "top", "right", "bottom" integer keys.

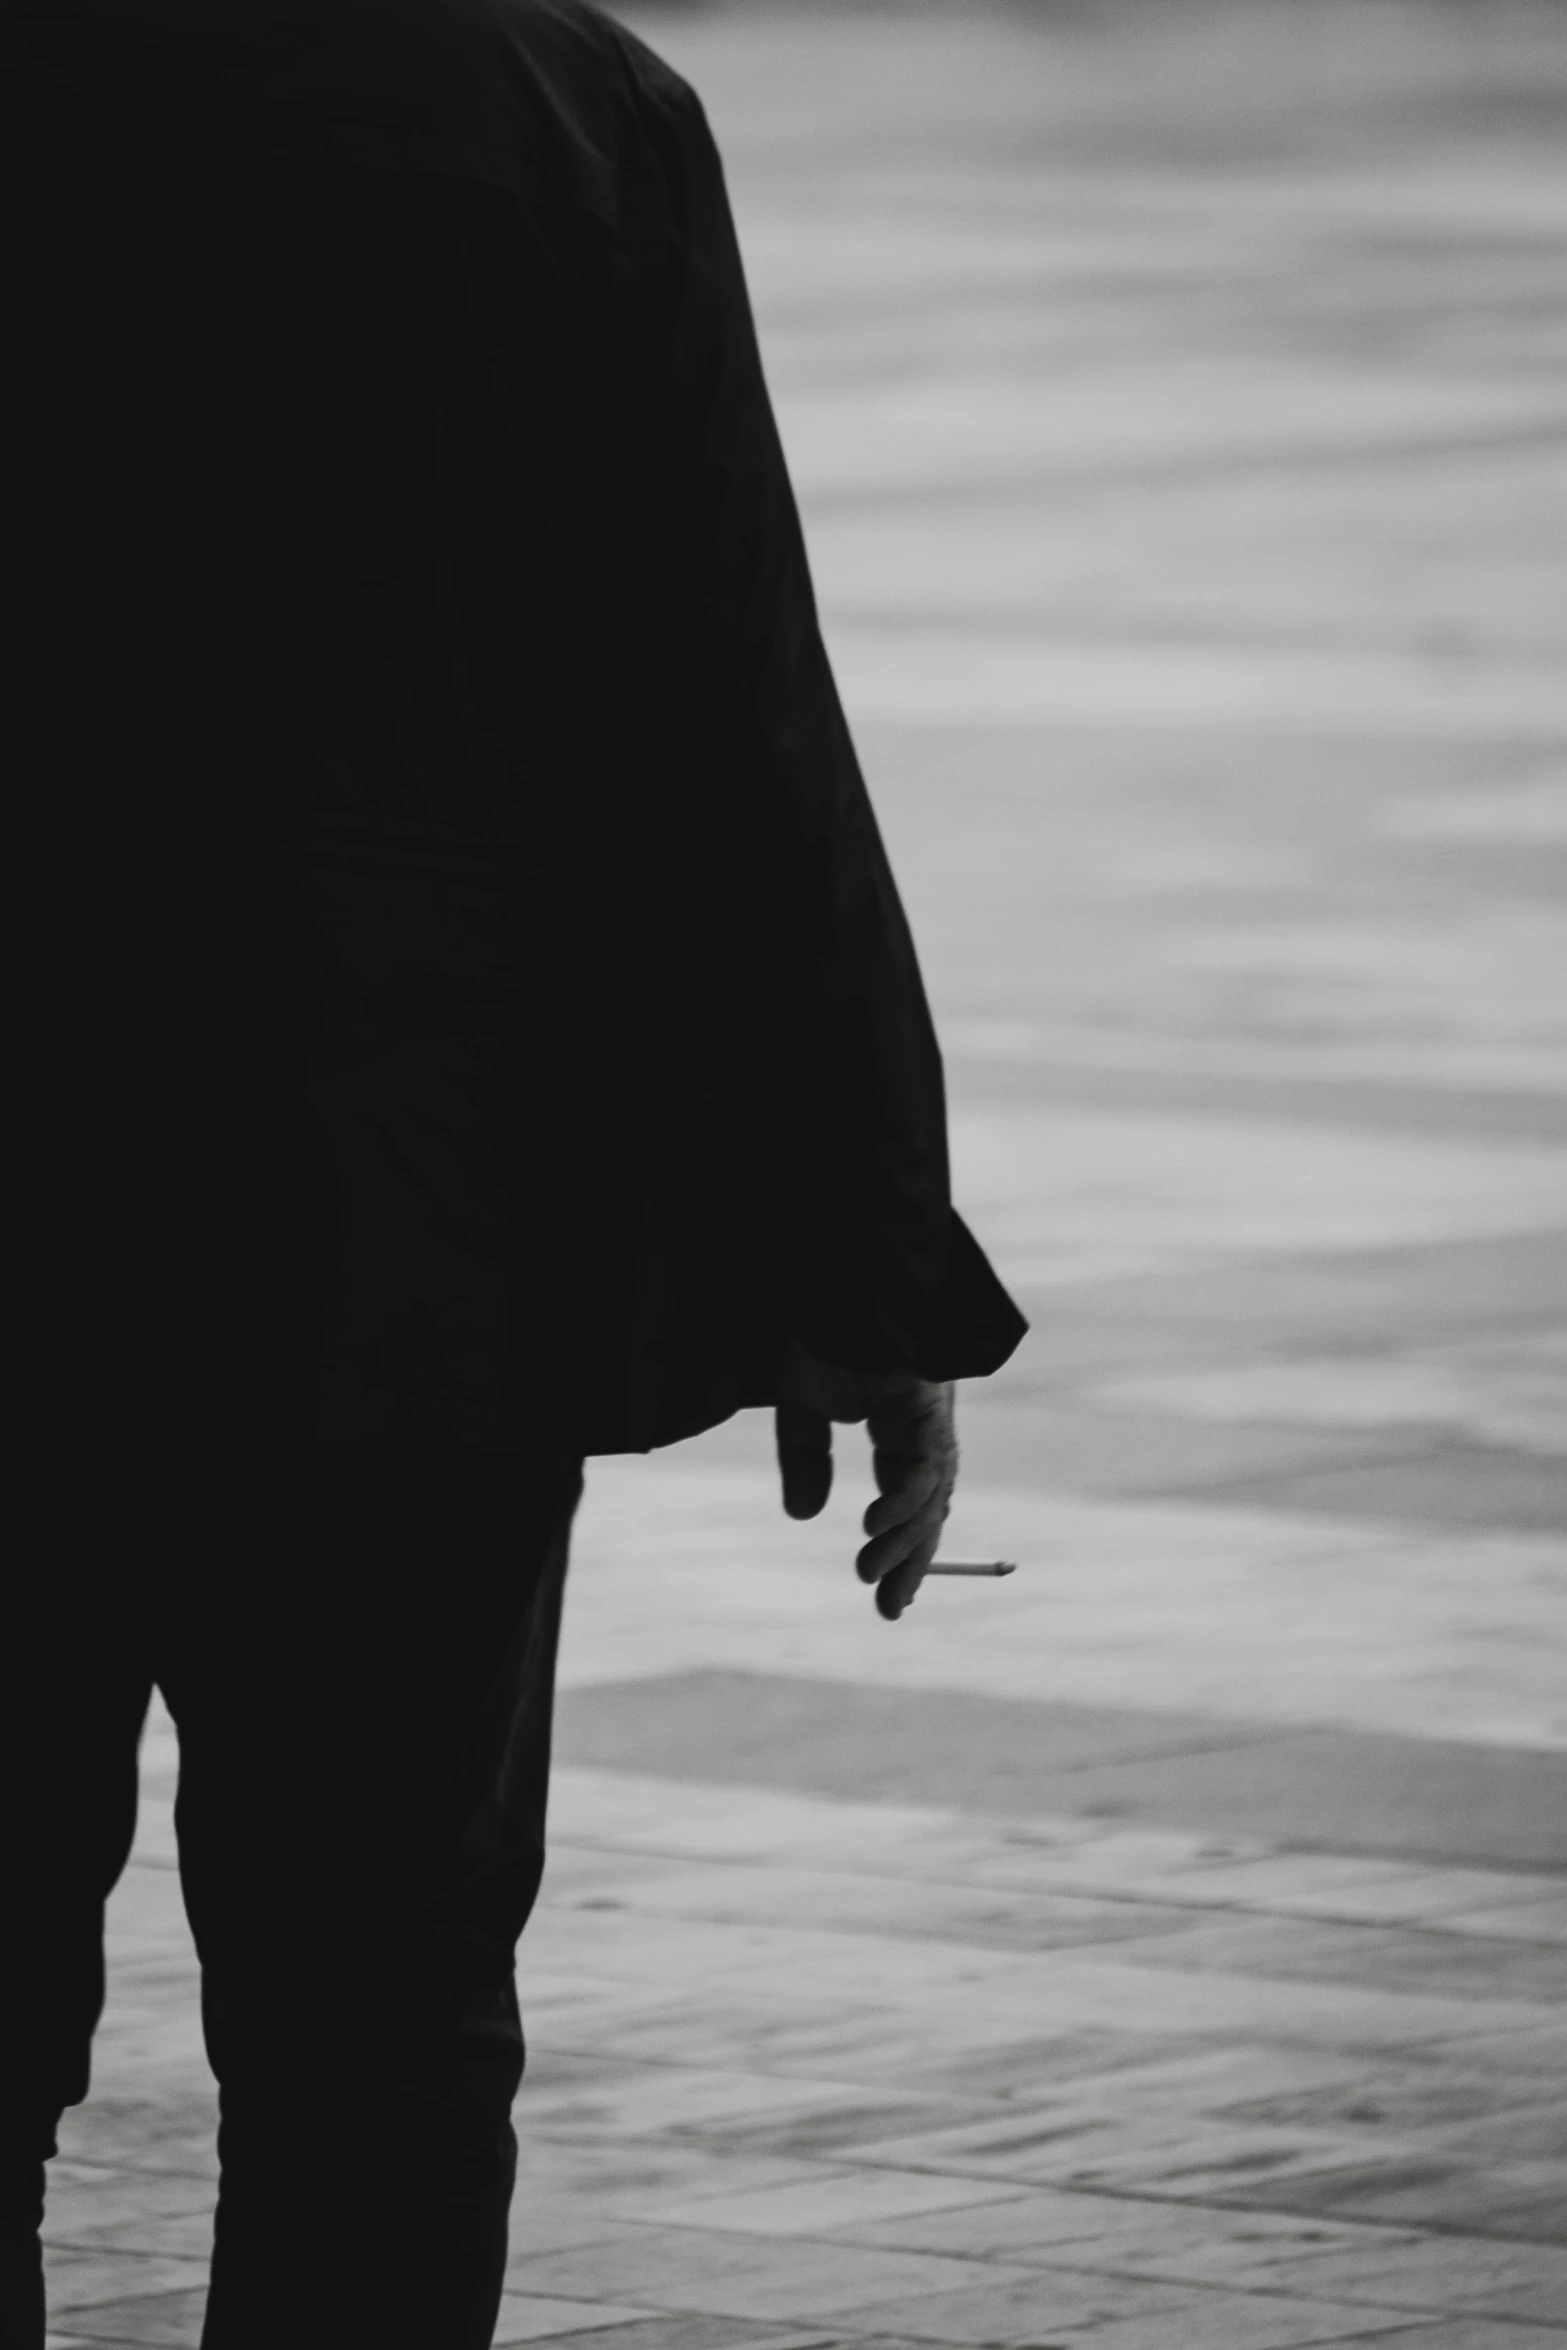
[
  {"left": 1156, "top": 1448, "right": 1567, "bottom": 1534},
  {"left": 555, "top": 1673, "right": 1280, "bottom": 1788},
  {"left": 1009, "top": 2044, "right": 1383, "bottom": 2125},
  {"left": 525, "top": 1911, "right": 1558, "bottom": 2056},
  {"left": 1026, "top": 2224, "right": 1432, "bottom": 2297},
  {"left": 1124, "top": 1915, "right": 1567, "bottom": 2005},
  {"left": 550, "top": 1999, "right": 1030, "bottom": 2089},
  {"left": 1213, "top": 2153, "right": 1567, "bottom": 2241},
  {"left": 507, "top": 2139, "right": 829, "bottom": 2211},
  {"left": 1102, "top": 2043, "right": 1391, "bottom": 2106},
  {"left": 504, "top": 2204, "right": 652, "bottom": 2264},
  {"left": 633, "top": 2172, "right": 1025, "bottom": 2235},
  {"left": 943, "top": 1395, "right": 1410, "bottom": 1502},
  {"left": 804, "top": 2188, "right": 1153, "bottom": 2261},
  {"left": 553, "top": 1675, "right": 1567, "bottom": 1869},
  {"left": 1326, "top": 2330, "right": 1567, "bottom": 2350},
  {"left": 1419, "top": 2101, "right": 1567, "bottom": 2165},
  {"left": 983, "top": 1233, "right": 1567, "bottom": 1385},
  {"left": 1439, "top": 1898, "right": 1567, "bottom": 1944},
  {"left": 548, "top": 1858, "right": 1207, "bottom": 1961},
  {"left": 874, "top": 2033, "right": 1256, "bottom": 2120},
  {"left": 784, "top": 2265, "right": 1205, "bottom": 2345},
  {"left": 1433, "top": 2020, "right": 1567, "bottom": 2077},
  {"left": 826, "top": 2193, "right": 1397, "bottom": 2279},
  {"left": 679, "top": 2095, "right": 1031, "bottom": 2162},
  {"left": 40, "top": 2169, "right": 214, "bottom": 2237},
  {"left": 949, "top": 1049, "right": 1567, "bottom": 1149},
  {"left": 1016, "top": 2298, "right": 1426, "bottom": 2349},
  {"left": 932, "top": 1103, "right": 1567, "bottom": 1289},
  {"left": 52, "top": 2287, "right": 207, "bottom": 2345},
  {"left": 805, "top": 2101, "right": 1382, "bottom": 2190},
  {"left": 862, "top": 2030, "right": 1275, "bottom": 2107},
  {"left": 514, "top": 2057, "right": 967, "bottom": 2144},
  {"left": 517, "top": 2328, "right": 835, "bottom": 2350},
  {"left": 42, "top": 2253, "right": 209, "bottom": 2315},
  {"left": 516, "top": 2233, "right": 998, "bottom": 2325},
  {"left": 492, "top": 2298, "right": 655, "bottom": 2345},
  {"left": 50, "top": 2108, "right": 217, "bottom": 2182},
  {"left": 1252, "top": 2235, "right": 1567, "bottom": 2322},
  {"left": 1215, "top": 2060, "right": 1566, "bottom": 2137},
  {"left": 978, "top": 2122, "right": 1429, "bottom": 2203},
  {"left": 1087, "top": 1348, "right": 1567, "bottom": 1461},
  {"left": 1252, "top": 1871, "right": 1567, "bottom": 1928},
  {"left": 43, "top": 2211, "right": 214, "bottom": 2261}
]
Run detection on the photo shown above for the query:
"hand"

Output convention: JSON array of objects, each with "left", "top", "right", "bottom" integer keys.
[{"left": 774, "top": 1340, "right": 958, "bottom": 1621}]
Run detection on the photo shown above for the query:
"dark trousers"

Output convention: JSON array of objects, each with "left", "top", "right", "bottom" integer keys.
[{"left": 2, "top": 1431, "right": 586, "bottom": 2350}]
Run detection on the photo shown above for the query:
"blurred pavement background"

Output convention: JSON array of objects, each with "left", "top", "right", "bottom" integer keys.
[{"left": 556, "top": 0, "right": 1567, "bottom": 1791}]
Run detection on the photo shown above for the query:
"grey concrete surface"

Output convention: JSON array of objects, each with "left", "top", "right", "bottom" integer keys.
[{"left": 554, "top": 1670, "right": 1567, "bottom": 1867}]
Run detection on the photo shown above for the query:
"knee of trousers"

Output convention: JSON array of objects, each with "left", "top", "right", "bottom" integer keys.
[
  {"left": 214, "top": 2081, "right": 522, "bottom": 2216},
  {"left": 203, "top": 1974, "right": 527, "bottom": 2131}
]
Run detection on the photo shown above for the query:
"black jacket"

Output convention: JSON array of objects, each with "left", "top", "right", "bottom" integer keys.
[{"left": 10, "top": 0, "right": 1026, "bottom": 1456}]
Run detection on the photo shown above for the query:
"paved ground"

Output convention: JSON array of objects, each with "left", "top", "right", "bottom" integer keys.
[{"left": 43, "top": 3, "right": 1567, "bottom": 2344}]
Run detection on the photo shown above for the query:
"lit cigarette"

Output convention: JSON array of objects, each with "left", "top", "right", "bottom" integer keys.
[{"left": 926, "top": 1560, "right": 1017, "bottom": 1577}]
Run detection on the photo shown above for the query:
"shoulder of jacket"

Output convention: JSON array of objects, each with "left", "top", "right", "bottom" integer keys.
[{"left": 541, "top": 0, "right": 712, "bottom": 142}]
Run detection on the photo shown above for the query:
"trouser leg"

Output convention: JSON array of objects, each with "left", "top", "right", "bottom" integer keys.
[
  {"left": 157, "top": 1435, "right": 583, "bottom": 2350},
  {"left": 1, "top": 1579, "right": 154, "bottom": 2350}
]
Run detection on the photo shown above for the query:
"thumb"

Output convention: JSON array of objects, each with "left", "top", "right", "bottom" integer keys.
[{"left": 776, "top": 1402, "right": 833, "bottom": 1520}]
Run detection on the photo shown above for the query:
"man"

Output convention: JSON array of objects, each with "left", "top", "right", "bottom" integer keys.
[{"left": 4, "top": 1, "right": 1027, "bottom": 2342}]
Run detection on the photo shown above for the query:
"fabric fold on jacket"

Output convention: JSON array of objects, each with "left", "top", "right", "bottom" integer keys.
[{"left": 10, "top": 0, "right": 1027, "bottom": 1456}]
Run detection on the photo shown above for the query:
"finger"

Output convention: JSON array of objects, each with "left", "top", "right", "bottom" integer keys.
[
  {"left": 862, "top": 1459, "right": 943, "bottom": 1540},
  {"left": 856, "top": 1489, "right": 951, "bottom": 1585},
  {"left": 776, "top": 1402, "right": 833, "bottom": 1520},
  {"left": 875, "top": 1524, "right": 943, "bottom": 1621}
]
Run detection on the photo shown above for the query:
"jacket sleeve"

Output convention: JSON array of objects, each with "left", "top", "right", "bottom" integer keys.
[{"left": 613, "top": 74, "right": 1027, "bottom": 1384}]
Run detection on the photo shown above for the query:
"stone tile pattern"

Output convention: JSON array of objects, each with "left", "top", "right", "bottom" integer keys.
[
  {"left": 46, "top": 1766, "right": 1567, "bottom": 2343},
  {"left": 38, "top": 2, "right": 1567, "bottom": 2345}
]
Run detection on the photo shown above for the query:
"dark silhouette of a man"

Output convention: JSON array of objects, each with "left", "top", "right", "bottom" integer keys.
[{"left": 4, "top": 1, "right": 1027, "bottom": 2342}]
